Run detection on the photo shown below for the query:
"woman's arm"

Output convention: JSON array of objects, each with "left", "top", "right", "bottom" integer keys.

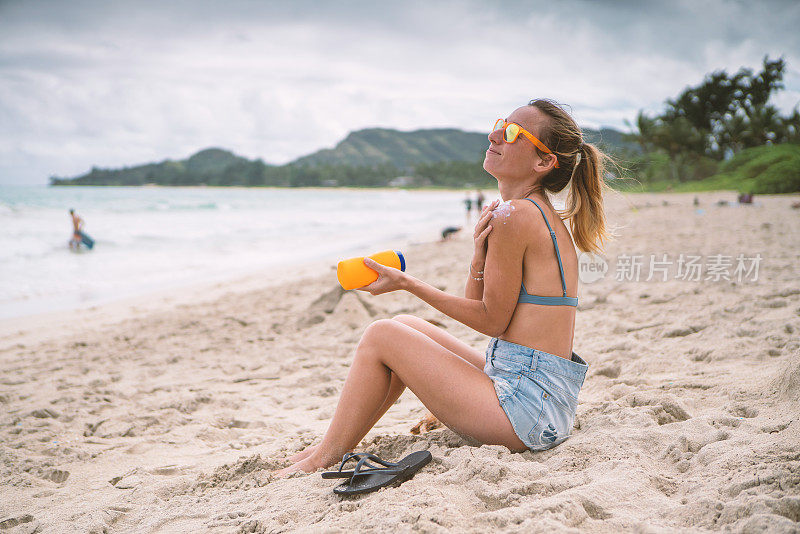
[
  {"left": 465, "top": 199, "right": 500, "bottom": 300},
  {"left": 464, "top": 266, "right": 484, "bottom": 301},
  {"left": 405, "top": 276, "right": 496, "bottom": 336},
  {"left": 362, "top": 199, "right": 528, "bottom": 337}
]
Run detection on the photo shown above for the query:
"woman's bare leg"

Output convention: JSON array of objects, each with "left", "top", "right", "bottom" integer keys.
[
  {"left": 391, "top": 314, "right": 486, "bottom": 370},
  {"left": 286, "top": 371, "right": 406, "bottom": 463},
  {"left": 286, "top": 314, "right": 486, "bottom": 462},
  {"left": 275, "top": 319, "right": 525, "bottom": 476},
  {"left": 352, "top": 314, "right": 487, "bottom": 433}
]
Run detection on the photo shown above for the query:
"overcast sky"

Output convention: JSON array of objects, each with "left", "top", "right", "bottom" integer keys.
[{"left": 1, "top": 0, "right": 798, "bottom": 185}]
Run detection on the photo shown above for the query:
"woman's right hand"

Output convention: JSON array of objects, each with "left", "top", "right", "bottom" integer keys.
[{"left": 472, "top": 199, "right": 500, "bottom": 270}]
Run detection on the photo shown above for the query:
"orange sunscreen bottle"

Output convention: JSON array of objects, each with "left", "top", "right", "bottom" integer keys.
[{"left": 337, "top": 250, "right": 406, "bottom": 290}]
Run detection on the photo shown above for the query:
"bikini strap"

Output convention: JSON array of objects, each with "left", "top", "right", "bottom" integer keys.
[{"left": 523, "top": 198, "right": 568, "bottom": 298}]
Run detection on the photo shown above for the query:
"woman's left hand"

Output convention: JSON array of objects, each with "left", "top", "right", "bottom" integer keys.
[{"left": 357, "top": 257, "right": 409, "bottom": 295}]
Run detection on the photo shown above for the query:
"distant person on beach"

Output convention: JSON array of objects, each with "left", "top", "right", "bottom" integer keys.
[
  {"left": 463, "top": 193, "right": 473, "bottom": 223},
  {"left": 68, "top": 209, "right": 83, "bottom": 250},
  {"left": 476, "top": 190, "right": 485, "bottom": 211},
  {"left": 68, "top": 209, "right": 94, "bottom": 250},
  {"left": 276, "top": 99, "right": 607, "bottom": 475},
  {"left": 440, "top": 226, "right": 461, "bottom": 241}
]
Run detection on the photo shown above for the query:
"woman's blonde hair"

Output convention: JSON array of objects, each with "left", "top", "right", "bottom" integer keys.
[{"left": 528, "top": 98, "right": 611, "bottom": 254}]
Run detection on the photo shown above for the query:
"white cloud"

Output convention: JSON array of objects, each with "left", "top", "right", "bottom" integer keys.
[{"left": 0, "top": 0, "right": 798, "bottom": 184}]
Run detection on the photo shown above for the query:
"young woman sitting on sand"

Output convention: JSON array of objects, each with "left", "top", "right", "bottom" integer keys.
[{"left": 277, "top": 99, "right": 609, "bottom": 476}]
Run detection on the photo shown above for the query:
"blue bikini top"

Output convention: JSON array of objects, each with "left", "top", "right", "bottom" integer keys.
[{"left": 517, "top": 198, "right": 578, "bottom": 307}]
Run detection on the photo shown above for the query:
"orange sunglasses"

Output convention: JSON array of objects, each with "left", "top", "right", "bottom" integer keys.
[{"left": 493, "top": 119, "right": 559, "bottom": 168}]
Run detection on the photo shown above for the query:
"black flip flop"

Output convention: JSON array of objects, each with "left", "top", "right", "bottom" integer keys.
[
  {"left": 321, "top": 452, "right": 402, "bottom": 479},
  {"left": 323, "top": 451, "right": 432, "bottom": 496}
]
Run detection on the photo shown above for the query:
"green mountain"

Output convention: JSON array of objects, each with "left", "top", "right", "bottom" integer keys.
[
  {"left": 49, "top": 125, "right": 637, "bottom": 188},
  {"left": 185, "top": 148, "right": 251, "bottom": 174},
  {"left": 294, "top": 126, "right": 638, "bottom": 169},
  {"left": 585, "top": 127, "right": 640, "bottom": 155},
  {"left": 292, "top": 128, "right": 490, "bottom": 169},
  {"left": 50, "top": 147, "right": 258, "bottom": 187}
]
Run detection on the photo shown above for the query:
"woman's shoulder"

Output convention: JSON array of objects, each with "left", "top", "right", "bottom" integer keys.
[
  {"left": 511, "top": 198, "right": 556, "bottom": 235},
  {"left": 488, "top": 199, "right": 551, "bottom": 245}
]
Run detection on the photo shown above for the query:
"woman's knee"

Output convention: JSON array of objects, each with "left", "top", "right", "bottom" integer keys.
[
  {"left": 391, "top": 313, "right": 419, "bottom": 325},
  {"left": 391, "top": 314, "right": 439, "bottom": 334},
  {"left": 359, "top": 318, "right": 404, "bottom": 350},
  {"left": 364, "top": 318, "right": 399, "bottom": 334}
]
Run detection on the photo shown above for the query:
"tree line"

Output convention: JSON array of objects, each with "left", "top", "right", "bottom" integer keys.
[
  {"left": 625, "top": 56, "right": 800, "bottom": 190},
  {"left": 49, "top": 159, "right": 500, "bottom": 188}
]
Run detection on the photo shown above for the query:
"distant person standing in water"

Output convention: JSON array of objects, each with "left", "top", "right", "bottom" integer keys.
[
  {"left": 464, "top": 193, "right": 473, "bottom": 223},
  {"left": 69, "top": 209, "right": 94, "bottom": 250},
  {"left": 476, "top": 190, "right": 485, "bottom": 211},
  {"left": 69, "top": 209, "right": 82, "bottom": 249}
]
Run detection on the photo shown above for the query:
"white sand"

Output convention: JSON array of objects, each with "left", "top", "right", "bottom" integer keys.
[{"left": 1, "top": 191, "right": 798, "bottom": 533}]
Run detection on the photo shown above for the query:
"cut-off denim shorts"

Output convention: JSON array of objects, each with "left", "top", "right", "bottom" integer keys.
[{"left": 484, "top": 338, "right": 589, "bottom": 452}]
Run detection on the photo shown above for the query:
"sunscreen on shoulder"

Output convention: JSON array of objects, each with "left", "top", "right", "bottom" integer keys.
[{"left": 491, "top": 200, "right": 516, "bottom": 223}]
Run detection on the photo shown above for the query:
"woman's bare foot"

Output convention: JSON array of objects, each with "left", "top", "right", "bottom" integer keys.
[
  {"left": 273, "top": 453, "right": 331, "bottom": 478},
  {"left": 287, "top": 443, "right": 318, "bottom": 463}
]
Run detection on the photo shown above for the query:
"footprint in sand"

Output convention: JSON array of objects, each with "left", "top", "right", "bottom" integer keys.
[
  {"left": 147, "top": 465, "right": 188, "bottom": 476},
  {"left": 710, "top": 416, "right": 742, "bottom": 429},
  {"left": 208, "top": 511, "right": 249, "bottom": 528},
  {"left": 760, "top": 299, "right": 788, "bottom": 309},
  {"left": 29, "top": 408, "right": 59, "bottom": 419},
  {"left": 735, "top": 327, "right": 759, "bottom": 338},
  {"left": 226, "top": 420, "right": 266, "bottom": 429},
  {"left": 624, "top": 393, "right": 692, "bottom": 425},
  {"left": 662, "top": 427, "right": 732, "bottom": 473},
  {"left": 760, "top": 422, "right": 790, "bottom": 434},
  {"left": 0, "top": 515, "right": 37, "bottom": 530},
  {"left": 109, "top": 468, "right": 145, "bottom": 489},
  {"left": 727, "top": 404, "right": 758, "bottom": 419},
  {"left": 84, "top": 419, "right": 107, "bottom": 436},
  {"left": 101, "top": 505, "right": 132, "bottom": 529},
  {"left": 592, "top": 362, "right": 621, "bottom": 379},
  {"left": 664, "top": 324, "right": 706, "bottom": 338},
  {"left": 240, "top": 519, "right": 265, "bottom": 533},
  {"left": 40, "top": 468, "right": 70, "bottom": 483},
  {"left": 687, "top": 347, "right": 714, "bottom": 362}
]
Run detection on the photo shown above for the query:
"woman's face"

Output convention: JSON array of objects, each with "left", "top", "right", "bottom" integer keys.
[{"left": 483, "top": 106, "right": 553, "bottom": 182}]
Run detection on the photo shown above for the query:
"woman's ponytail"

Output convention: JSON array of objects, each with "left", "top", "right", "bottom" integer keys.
[
  {"left": 528, "top": 99, "right": 611, "bottom": 254},
  {"left": 564, "top": 142, "right": 610, "bottom": 254}
]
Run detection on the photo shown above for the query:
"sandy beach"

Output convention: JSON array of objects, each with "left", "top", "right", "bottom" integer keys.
[{"left": 1, "top": 190, "right": 798, "bottom": 533}]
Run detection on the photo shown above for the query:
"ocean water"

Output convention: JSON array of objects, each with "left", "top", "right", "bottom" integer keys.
[{"left": 0, "top": 186, "right": 476, "bottom": 319}]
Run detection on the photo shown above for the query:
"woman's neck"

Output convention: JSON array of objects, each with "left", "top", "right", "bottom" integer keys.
[{"left": 498, "top": 181, "right": 546, "bottom": 203}]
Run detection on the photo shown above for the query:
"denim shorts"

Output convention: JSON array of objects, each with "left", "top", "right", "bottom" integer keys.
[{"left": 484, "top": 337, "right": 589, "bottom": 452}]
